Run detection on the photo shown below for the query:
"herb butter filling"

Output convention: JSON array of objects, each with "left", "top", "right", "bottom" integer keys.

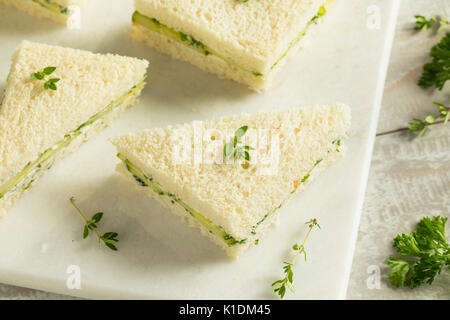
[
  {"left": 0, "top": 79, "right": 146, "bottom": 201},
  {"left": 117, "top": 138, "right": 341, "bottom": 247},
  {"left": 32, "top": 0, "right": 72, "bottom": 15},
  {"left": 132, "top": 4, "right": 328, "bottom": 78}
]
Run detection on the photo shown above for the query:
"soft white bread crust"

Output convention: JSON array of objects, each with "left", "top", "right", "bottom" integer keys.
[
  {"left": 0, "top": 0, "right": 86, "bottom": 9},
  {"left": 132, "top": 13, "right": 322, "bottom": 91},
  {"left": 117, "top": 144, "right": 343, "bottom": 258},
  {"left": 132, "top": 24, "right": 269, "bottom": 91},
  {"left": 0, "top": 0, "right": 85, "bottom": 24},
  {"left": 0, "top": 0, "right": 68, "bottom": 23},
  {"left": 0, "top": 41, "right": 149, "bottom": 213},
  {"left": 116, "top": 163, "right": 276, "bottom": 258},
  {"left": 135, "top": 0, "right": 327, "bottom": 74},
  {"left": 112, "top": 104, "right": 351, "bottom": 241},
  {"left": 0, "top": 92, "right": 141, "bottom": 217}
]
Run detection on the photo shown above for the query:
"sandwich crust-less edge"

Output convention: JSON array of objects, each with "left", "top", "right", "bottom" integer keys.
[
  {"left": 0, "top": 92, "right": 141, "bottom": 217},
  {"left": 131, "top": 0, "right": 331, "bottom": 91},
  {"left": 116, "top": 147, "right": 344, "bottom": 258},
  {"left": 0, "top": 41, "right": 149, "bottom": 215},
  {"left": 0, "top": 0, "right": 87, "bottom": 25},
  {"left": 132, "top": 24, "right": 268, "bottom": 91},
  {"left": 112, "top": 104, "right": 351, "bottom": 258}
]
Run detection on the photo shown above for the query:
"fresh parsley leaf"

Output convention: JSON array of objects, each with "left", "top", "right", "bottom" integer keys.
[
  {"left": 387, "top": 216, "right": 449, "bottom": 289},
  {"left": 70, "top": 197, "right": 119, "bottom": 251},
  {"left": 433, "top": 101, "right": 450, "bottom": 124},
  {"left": 224, "top": 126, "right": 254, "bottom": 162},
  {"left": 235, "top": 126, "right": 248, "bottom": 139},
  {"left": 91, "top": 212, "right": 103, "bottom": 223},
  {"left": 415, "top": 15, "right": 436, "bottom": 30},
  {"left": 104, "top": 242, "right": 118, "bottom": 251},
  {"left": 43, "top": 66, "right": 56, "bottom": 75},
  {"left": 102, "top": 232, "right": 119, "bottom": 240},
  {"left": 409, "top": 102, "right": 449, "bottom": 137},
  {"left": 410, "top": 18, "right": 449, "bottom": 137},
  {"left": 272, "top": 218, "right": 320, "bottom": 299},
  {"left": 393, "top": 232, "right": 422, "bottom": 256},
  {"left": 31, "top": 66, "right": 60, "bottom": 91},
  {"left": 306, "top": 218, "right": 321, "bottom": 229},
  {"left": 438, "top": 17, "right": 450, "bottom": 33},
  {"left": 44, "top": 78, "right": 60, "bottom": 91},
  {"left": 415, "top": 15, "right": 449, "bottom": 33},
  {"left": 101, "top": 232, "right": 119, "bottom": 251},
  {"left": 224, "top": 141, "right": 234, "bottom": 157},
  {"left": 418, "top": 33, "right": 450, "bottom": 90},
  {"left": 408, "top": 116, "right": 435, "bottom": 136},
  {"left": 31, "top": 72, "right": 44, "bottom": 80},
  {"left": 416, "top": 216, "right": 448, "bottom": 250},
  {"left": 83, "top": 225, "right": 89, "bottom": 239},
  {"left": 387, "top": 258, "right": 414, "bottom": 287}
]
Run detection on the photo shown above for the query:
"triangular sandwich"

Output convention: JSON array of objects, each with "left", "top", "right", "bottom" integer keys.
[
  {"left": 131, "top": 0, "right": 333, "bottom": 91},
  {"left": 0, "top": 0, "right": 88, "bottom": 28},
  {"left": 111, "top": 104, "right": 351, "bottom": 258},
  {"left": 0, "top": 41, "right": 149, "bottom": 216}
]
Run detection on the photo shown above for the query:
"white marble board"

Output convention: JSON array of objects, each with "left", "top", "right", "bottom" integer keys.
[{"left": 0, "top": 0, "right": 400, "bottom": 299}]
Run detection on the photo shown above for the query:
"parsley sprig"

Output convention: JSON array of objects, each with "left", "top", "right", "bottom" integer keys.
[
  {"left": 409, "top": 101, "right": 450, "bottom": 136},
  {"left": 418, "top": 32, "right": 450, "bottom": 91},
  {"left": 387, "top": 216, "right": 449, "bottom": 289},
  {"left": 415, "top": 15, "right": 449, "bottom": 33},
  {"left": 69, "top": 197, "right": 119, "bottom": 251},
  {"left": 434, "top": 101, "right": 450, "bottom": 124},
  {"left": 31, "top": 66, "right": 60, "bottom": 90},
  {"left": 224, "top": 126, "right": 255, "bottom": 161},
  {"left": 415, "top": 15, "right": 437, "bottom": 31},
  {"left": 408, "top": 116, "right": 435, "bottom": 137},
  {"left": 408, "top": 21, "right": 450, "bottom": 137},
  {"left": 272, "top": 219, "right": 320, "bottom": 299}
]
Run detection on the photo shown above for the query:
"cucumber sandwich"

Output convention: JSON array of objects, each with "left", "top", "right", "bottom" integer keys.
[
  {"left": 111, "top": 104, "right": 351, "bottom": 258},
  {"left": 131, "top": 0, "right": 334, "bottom": 91},
  {"left": 0, "top": 0, "right": 87, "bottom": 27},
  {"left": 0, "top": 41, "right": 149, "bottom": 216}
]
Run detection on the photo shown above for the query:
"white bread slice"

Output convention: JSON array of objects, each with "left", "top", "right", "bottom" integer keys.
[
  {"left": 132, "top": 0, "right": 330, "bottom": 91},
  {"left": 0, "top": 0, "right": 87, "bottom": 26},
  {"left": 0, "top": 41, "right": 149, "bottom": 216},
  {"left": 131, "top": 25, "right": 267, "bottom": 91},
  {"left": 111, "top": 104, "right": 351, "bottom": 258}
]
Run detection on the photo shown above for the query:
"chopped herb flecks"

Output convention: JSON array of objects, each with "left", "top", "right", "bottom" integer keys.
[{"left": 69, "top": 197, "right": 119, "bottom": 251}]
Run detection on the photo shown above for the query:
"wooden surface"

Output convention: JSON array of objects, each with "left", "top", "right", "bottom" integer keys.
[{"left": 0, "top": 0, "right": 449, "bottom": 299}]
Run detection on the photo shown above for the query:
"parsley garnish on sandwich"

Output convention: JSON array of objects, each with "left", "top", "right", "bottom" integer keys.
[
  {"left": 0, "top": 41, "right": 149, "bottom": 216},
  {"left": 31, "top": 66, "right": 60, "bottom": 90},
  {"left": 224, "top": 126, "right": 255, "bottom": 162}
]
